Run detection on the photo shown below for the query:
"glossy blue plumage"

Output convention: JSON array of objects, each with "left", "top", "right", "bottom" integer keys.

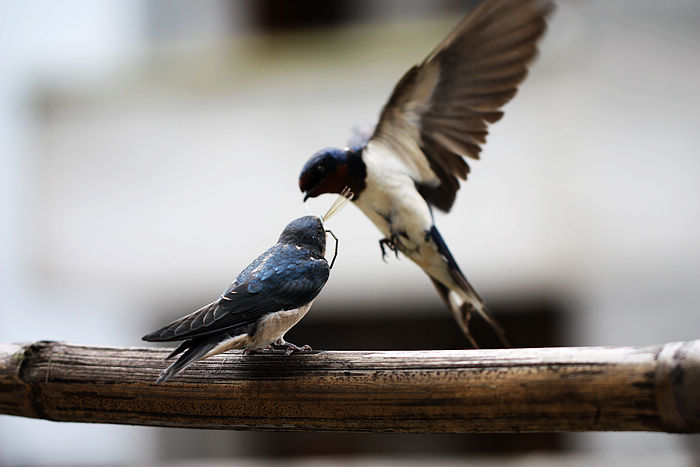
[
  {"left": 143, "top": 215, "right": 329, "bottom": 342},
  {"left": 142, "top": 215, "right": 331, "bottom": 382},
  {"left": 231, "top": 242, "right": 329, "bottom": 306}
]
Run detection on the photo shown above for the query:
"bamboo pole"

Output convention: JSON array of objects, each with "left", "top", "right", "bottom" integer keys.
[{"left": 0, "top": 340, "right": 698, "bottom": 433}]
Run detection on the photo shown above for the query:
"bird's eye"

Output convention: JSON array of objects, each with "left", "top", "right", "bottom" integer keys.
[{"left": 315, "top": 164, "right": 324, "bottom": 174}]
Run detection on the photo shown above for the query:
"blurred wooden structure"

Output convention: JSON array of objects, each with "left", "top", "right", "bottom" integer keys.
[{"left": 1, "top": 340, "right": 698, "bottom": 433}]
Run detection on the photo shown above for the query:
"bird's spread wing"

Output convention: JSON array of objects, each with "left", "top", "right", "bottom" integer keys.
[
  {"left": 368, "top": 0, "right": 553, "bottom": 211},
  {"left": 142, "top": 244, "right": 329, "bottom": 342}
]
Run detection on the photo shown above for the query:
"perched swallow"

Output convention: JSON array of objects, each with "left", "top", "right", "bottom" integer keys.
[
  {"left": 143, "top": 215, "right": 332, "bottom": 383},
  {"left": 299, "top": 0, "right": 553, "bottom": 347}
]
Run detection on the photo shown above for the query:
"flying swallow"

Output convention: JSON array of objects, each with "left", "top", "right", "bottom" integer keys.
[
  {"left": 143, "top": 215, "right": 334, "bottom": 383},
  {"left": 299, "top": 0, "right": 553, "bottom": 347}
]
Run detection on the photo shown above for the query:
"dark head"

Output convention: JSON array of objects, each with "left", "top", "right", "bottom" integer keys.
[
  {"left": 278, "top": 215, "right": 326, "bottom": 257},
  {"left": 299, "top": 148, "right": 350, "bottom": 201}
]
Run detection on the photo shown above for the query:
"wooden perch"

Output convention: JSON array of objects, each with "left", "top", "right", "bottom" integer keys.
[{"left": 1, "top": 340, "right": 698, "bottom": 433}]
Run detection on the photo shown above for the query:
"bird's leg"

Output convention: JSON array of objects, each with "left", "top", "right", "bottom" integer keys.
[
  {"left": 378, "top": 231, "right": 401, "bottom": 261},
  {"left": 272, "top": 337, "right": 312, "bottom": 356},
  {"left": 378, "top": 238, "right": 396, "bottom": 261}
]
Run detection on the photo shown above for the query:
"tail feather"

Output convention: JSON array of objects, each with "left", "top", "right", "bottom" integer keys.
[
  {"left": 166, "top": 340, "right": 192, "bottom": 360},
  {"left": 156, "top": 337, "right": 222, "bottom": 384},
  {"left": 465, "top": 297, "right": 510, "bottom": 348},
  {"left": 427, "top": 226, "right": 510, "bottom": 348},
  {"left": 430, "top": 278, "right": 479, "bottom": 348},
  {"left": 429, "top": 277, "right": 510, "bottom": 348}
]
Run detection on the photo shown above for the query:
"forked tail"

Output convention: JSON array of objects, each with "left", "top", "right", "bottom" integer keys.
[
  {"left": 155, "top": 335, "right": 222, "bottom": 383},
  {"left": 427, "top": 226, "right": 510, "bottom": 348},
  {"left": 429, "top": 277, "right": 510, "bottom": 348}
]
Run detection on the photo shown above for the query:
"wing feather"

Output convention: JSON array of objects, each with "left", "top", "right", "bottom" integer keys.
[
  {"left": 143, "top": 245, "right": 329, "bottom": 342},
  {"left": 369, "top": 0, "right": 553, "bottom": 211}
]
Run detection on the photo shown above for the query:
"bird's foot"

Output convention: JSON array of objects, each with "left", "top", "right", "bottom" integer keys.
[
  {"left": 284, "top": 343, "right": 312, "bottom": 357},
  {"left": 242, "top": 345, "right": 273, "bottom": 355},
  {"left": 378, "top": 233, "right": 401, "bottom": 262},
  {"left": 272, "top": 338, "right": 312, "bottom": 356}
]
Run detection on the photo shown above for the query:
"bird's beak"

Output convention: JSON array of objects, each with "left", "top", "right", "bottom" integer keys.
[{"left": 299, "top": 173, "right": 315, "bottom": 202}]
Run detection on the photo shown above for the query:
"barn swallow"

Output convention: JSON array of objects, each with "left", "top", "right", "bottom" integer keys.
[
  {"left": 143, "top": 215, "right": 333, "bottom": 383},
  {"left": 299, "top": 0, "right": 553, "bottom": 347}
]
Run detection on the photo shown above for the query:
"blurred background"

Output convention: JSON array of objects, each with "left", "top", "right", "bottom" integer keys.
[{"left": 1, "top": 0, "right": 700, "bottom": 465}]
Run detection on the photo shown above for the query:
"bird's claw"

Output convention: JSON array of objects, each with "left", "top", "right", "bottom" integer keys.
[
  {"left": 284, "top": 343, "right": 312, "bottom": 357},
  {"left": 243, "top": 345, "right": 273, "bottom": 355},
  {"left": 271, "top": 339, "right": 312, "bottom": 356},
  {"left": 379, "top": 234, "right": 400, "bottom": 262},
  {"left": 244, "top": 341, "right": 311, "bottom": 356}
]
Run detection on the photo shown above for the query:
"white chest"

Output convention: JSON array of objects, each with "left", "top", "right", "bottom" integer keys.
[
  {"left": 354, "top": 148, "right": 434, "bottom": 246},
  {"left": 250, "top": 301, "right": 314, "bottom": 348}
]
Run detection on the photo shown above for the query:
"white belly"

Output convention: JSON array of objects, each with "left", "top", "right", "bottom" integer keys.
[
  {"left": 249, "top": 301, "right": 314, "bottom": 349},
  {"left": 353, "top": 144, "right": 462, "bottom": 289},
  {"left": 200, "top": 302, "right": 314, "bottom": 359},
  {"left": 354, "top": 148, "right": 433, "bottom": 251}
]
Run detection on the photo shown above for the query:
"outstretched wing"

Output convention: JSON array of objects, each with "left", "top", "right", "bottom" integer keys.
[
  {"left": 142, "top": 244, "right": 329, "bottom": 342},
  {"left": 368, "top": 0, "right": 553, "bottom": 211}
]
